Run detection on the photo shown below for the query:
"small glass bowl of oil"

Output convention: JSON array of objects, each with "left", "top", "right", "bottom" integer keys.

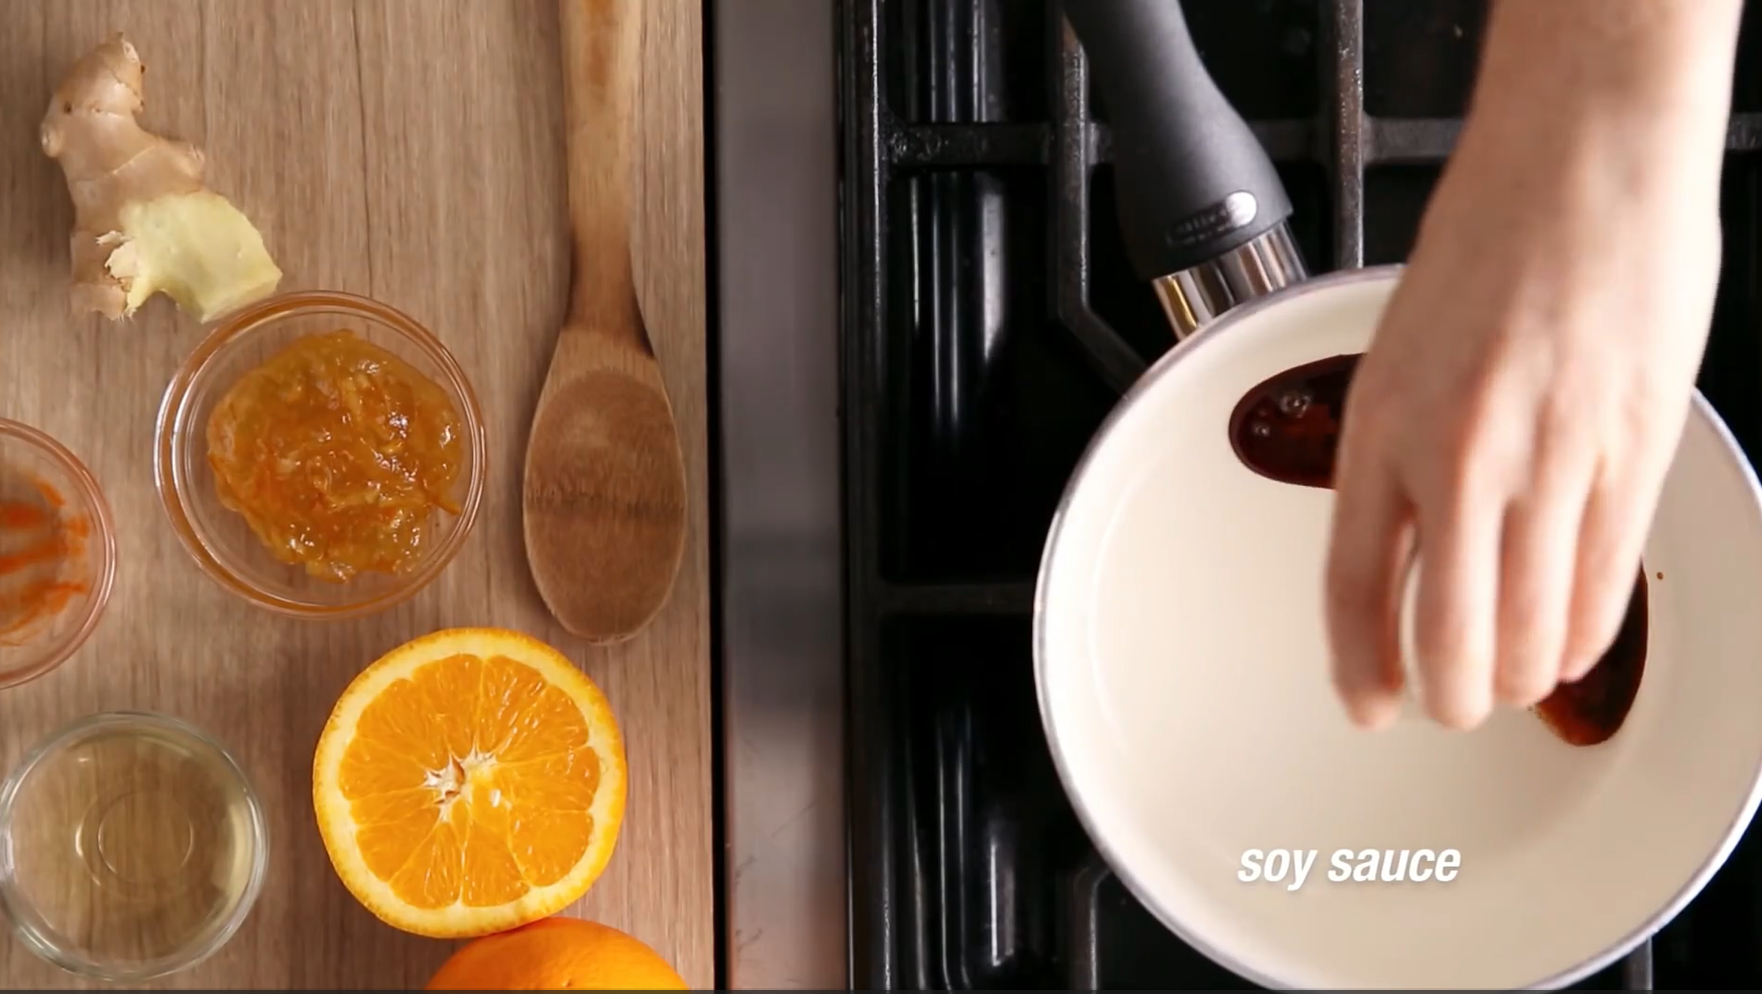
[{"left": 0, "top": 711, "right": 269, "bottom": 983}]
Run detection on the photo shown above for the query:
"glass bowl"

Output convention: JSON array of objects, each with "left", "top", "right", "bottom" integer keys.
[
  {"left": 154, "top": 291, "right": 488, "bottom": 620},
  {"left": 0, "top": 419, "right": 117, "bottom": 688},
  {"left": 0, "top": 710, "right": 269, "bottom": 983}
]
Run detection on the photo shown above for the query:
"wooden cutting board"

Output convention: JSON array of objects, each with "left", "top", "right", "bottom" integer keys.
[{"left": 0, "top": 1, "right": 712, "bottom": 988}]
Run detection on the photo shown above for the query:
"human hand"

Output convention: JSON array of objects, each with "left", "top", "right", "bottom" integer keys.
[{"left": 1322, "top": 108, "right": 1724, "bottom": 731}]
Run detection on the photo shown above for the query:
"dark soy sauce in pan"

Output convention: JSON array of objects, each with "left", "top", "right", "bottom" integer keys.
[
  {"left": 1533, "top": 572, "right": 1647, "bottom": 746},
  {"left": 1227, "top": 354, "right": 1359, "bottom": 490},
  {"left": 1227, "top": 353, "right": 1648, "bottom": 746}
]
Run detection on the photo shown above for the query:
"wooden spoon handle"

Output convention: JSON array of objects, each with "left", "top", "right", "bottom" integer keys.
[{"left": 559, "top": 0, "right": 641, "bottom": 332}]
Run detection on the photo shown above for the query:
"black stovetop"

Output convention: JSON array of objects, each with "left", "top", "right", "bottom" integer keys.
[{"left": 837, "top": 0, "right": 1762, "bottom": 987}]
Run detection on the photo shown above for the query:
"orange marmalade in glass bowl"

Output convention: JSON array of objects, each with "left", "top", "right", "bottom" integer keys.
[
  {"left": 206, "top": 329, "right": 466, "bottom": 583},
  {"left": 155, "top": 292, "right": 487, "bottom": 619}
]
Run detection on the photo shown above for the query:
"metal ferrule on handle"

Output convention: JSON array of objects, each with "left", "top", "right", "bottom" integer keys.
[{"left": 1153, "top": 222, "right": 1309, "bottom": 339}]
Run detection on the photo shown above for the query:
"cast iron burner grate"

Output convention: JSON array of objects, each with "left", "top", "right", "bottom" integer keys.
[{"left": 837, "top": 0, "right": 1762, "bottom": 987}]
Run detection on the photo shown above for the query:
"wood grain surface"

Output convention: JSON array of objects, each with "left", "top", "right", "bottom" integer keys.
[{"left": 0, "top": 1, "right": 713, "bottom": 988}]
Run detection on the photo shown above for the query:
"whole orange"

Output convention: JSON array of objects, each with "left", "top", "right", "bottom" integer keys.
[{"left": 424, "top": 917, "right": 688, "bottom": 990}]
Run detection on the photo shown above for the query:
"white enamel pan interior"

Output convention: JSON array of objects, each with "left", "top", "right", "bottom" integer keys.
[{"left": 1034, "top": 266, "right": 1762, "bottom": 989}]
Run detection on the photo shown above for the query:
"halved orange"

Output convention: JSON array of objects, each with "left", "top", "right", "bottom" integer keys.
[
  {"left": 425, "top": 917, "right": 688, "bottom": 990},
  {"left": 312, "top": 627, "right": 626, "bottom": 938}
]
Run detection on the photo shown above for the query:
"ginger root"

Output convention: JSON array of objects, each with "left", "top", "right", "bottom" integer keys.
[{"left": 40, "top": 34, "right": 282, "bottom": 324}]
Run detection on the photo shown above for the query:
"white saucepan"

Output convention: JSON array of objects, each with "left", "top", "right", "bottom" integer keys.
[{"left": 1034, "top": 266, "right": 1762, "bottom": 989}]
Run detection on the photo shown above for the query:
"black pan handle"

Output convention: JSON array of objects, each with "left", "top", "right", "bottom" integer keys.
[{"left": 1062, "top": 0, "right": 1293, "bottom": 280}]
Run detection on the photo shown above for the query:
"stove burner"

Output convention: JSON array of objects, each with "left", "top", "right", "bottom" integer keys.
[{"left": 840, "top": 0, "right": 1762, "bottom": 987}]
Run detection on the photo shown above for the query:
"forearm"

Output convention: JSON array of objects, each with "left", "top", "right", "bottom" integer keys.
[
  {"left": 1451, "top": 0, "right": 1743, "bottom": 215},
  {"left": 1478, "top": 0, "right": 1741, "bottom": 119}
]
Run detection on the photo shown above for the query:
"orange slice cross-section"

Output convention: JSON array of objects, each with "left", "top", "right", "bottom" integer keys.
[{"left": 312, "top": 627, "right": 626, "bottom": 938}]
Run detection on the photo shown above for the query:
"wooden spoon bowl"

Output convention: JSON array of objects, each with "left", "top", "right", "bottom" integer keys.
[{"left": 523, "top": 0, "right": 687, "bottom": 644}]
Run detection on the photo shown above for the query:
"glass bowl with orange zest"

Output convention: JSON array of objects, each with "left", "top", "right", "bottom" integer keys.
[
  {"left": 155, "top": 291, "right": 487, "bottom": 619},
  {"left": 0, "top": 420, "right": 116, "bottom": 687}
]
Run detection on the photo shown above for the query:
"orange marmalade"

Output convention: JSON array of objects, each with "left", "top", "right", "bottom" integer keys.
[
  {"left": 0, "top": 473, "right": 90, "bottom": 644},
  {"left": 205, "top": 329, "right": 464, "bottom": 583}
]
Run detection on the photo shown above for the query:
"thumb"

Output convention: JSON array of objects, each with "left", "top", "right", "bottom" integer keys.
[{"left": 1324, "top": 453, "right": 1412, "bottom": 729}]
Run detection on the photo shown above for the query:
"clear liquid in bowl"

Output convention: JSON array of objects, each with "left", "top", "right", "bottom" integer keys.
[{"left": 0, "top": 715, "right": 265, "bottom": 979}]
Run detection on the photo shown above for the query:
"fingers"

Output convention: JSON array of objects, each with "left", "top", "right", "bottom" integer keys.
[
  {"left": 1324, "top": 453, "right": 1413, "bottom": 730},
  {"left": 1412, "top": 476, "right": 1503, "bottom": 730},
  {"left": 1563, "top": 461, "right": 1660, "bottom": 681},
  {"left": 1494, "top": 432, "right": 1595, "bottom": 707}
]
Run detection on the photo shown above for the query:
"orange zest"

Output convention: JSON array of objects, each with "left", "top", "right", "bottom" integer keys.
[
  {"left": 312, "top": 628, "right": 626, "bottom": 938},
  {"left": 0, "top": 474, "right": 90, "bottom": 644}
]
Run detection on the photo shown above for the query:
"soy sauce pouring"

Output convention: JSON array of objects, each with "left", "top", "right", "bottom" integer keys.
[{"left": 1227, "top": 353, "right": 1647, "bottom": 746}]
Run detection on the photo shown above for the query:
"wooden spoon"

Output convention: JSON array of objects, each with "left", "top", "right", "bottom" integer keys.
[{"left": 523, "top": 0, "right": 687, "bottom": 644}]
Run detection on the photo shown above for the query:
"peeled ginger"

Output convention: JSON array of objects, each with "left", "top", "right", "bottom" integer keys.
[{"left": 40, "top": 34, "right": 282, "bottom": 324}]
